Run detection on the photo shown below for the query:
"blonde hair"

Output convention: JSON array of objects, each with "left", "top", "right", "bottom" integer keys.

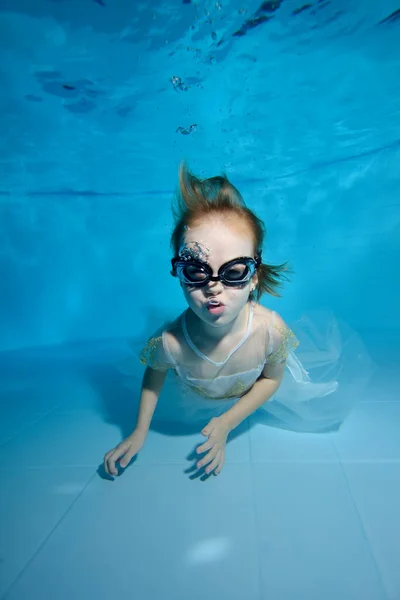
[{"left": 170, "top": 163, "right": 291, "bottom": 300}]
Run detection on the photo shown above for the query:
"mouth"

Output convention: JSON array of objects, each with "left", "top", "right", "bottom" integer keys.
[
  {"left": 206, "top": 299, "right": 225, "bottom": 314},
  {"left": 206, "top": 299, "right": 224, "bottom": 308}
]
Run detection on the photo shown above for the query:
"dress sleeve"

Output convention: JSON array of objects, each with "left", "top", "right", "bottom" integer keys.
[
  {"left": 139, "top": 331, "right": 174, "bottom": 371},
  {"left": 265, "top": 312, "right": 299, "bottom": 365}
]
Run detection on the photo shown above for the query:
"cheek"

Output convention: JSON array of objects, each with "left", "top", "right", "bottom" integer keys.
[
  {"left": 182, "top": 285, "right": 202, "bottom": 303},
  {"left": 227, "top": 283, "right": 251, "bottom": 299}
]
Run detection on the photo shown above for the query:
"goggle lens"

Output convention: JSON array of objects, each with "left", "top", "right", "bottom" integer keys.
[
  {"left": 181, "top": 264, "right": 208, "bottom": 283},
  {"left": 174, "top": 258, "right": 256, "bottom": 287}
]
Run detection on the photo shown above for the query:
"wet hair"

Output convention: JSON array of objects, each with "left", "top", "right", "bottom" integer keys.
[{"left": 170, "top": 162, "right": 291, "bottom": 300}]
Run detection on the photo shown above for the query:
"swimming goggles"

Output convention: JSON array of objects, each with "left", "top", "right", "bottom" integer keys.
[{"left": 171, "top": 254, "right": 262, "bottom": 287}]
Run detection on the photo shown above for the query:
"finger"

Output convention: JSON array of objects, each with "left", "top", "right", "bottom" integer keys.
[
  {"left": 205, "top": 451, "right": 221, "bottom": 475},
  {"left": 196, "top": 440, "right": 213, "bottom": 454},
  {"left": 197, "top": 447, "right": 217, "bottom": 469},
  {"left": 214, "top": 450, "right": 225, "bottom": 475},
  {"left": 103, "top": 450, "right": 115, "bottom": 476},
  {"left": 104, "top": 453, "right": 117, "bottom": 476},
  {"left": 105, "top": 447, "right": 125, "bottom": 476},
  {"left": 201, "top": 419, "right": 217, "bottom": 436},
  {"left": 120, "top": 450, "right": 135, "bottom": 468}
]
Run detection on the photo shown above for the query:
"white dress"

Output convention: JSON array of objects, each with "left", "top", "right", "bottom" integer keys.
[{"left": 119, "top": 302, "right": 372, "bottom": 433}]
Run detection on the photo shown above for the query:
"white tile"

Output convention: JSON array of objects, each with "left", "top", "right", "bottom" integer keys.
[
  {"left": 48, "top": 365, "right": 140, "bottom": 414},
  {"left": 5, "top": 464, "right": 260, "bottom": 600},
  {"left": 342, "top": 463, "right": 400, "bottom": 600},
  {"left": 0, "top": 411, "right": 117, "bottom": 469},
  {"left": 252, "top": 463, "right": 386, "bottom": 600},
  {"left": 0, "top": 467, "right": 94, "bottom": 598},
  {"left": 0, "top": 408, "right": 250, "bottom": 473},
  {"left": 49, "top": 374, "right": 111, "bottom": 412},
  {"left": 0, "top": 363, "right": 251, "bottom": 469},
  {"left": 0, "top": 388, "right": 58, "bottom": 446},
  {"left": 0, "top": 366, "right": 109, "bottom": 446},
  {"left": 0, "top": 405, "right": 45, "bottom": 447},
  {"left": 333, "top": 402, "right": 400, "bottom": 461},
  {"left": 248, "top": 415, "right": 338, "bottom": 463},
  {"left": 134, "top": 418, "right": 250, "bottom": 467}
]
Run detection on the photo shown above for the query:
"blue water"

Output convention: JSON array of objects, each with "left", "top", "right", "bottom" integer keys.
[{"left": 0, "top": 1, "right": 399, "bottom": 599}]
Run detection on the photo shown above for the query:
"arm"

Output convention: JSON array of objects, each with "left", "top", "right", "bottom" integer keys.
[
  {"left": 134, "top": 366, "right": 169, "bottom": 435},
  {"left": 195, "top": 362, "right": 286, "bottom": 476},
  {"left": 196, "top": 311, "right": 297, "bottom": 476},
  {"left": 221, "top": 309, "right": 298, "bottom": 430},
  {"left": 133, "top": 329, "right": 176, "bottom": 434},
  {"left": 219, "top": 361, "right": 286, "bottom": 431},
  {"left": 104, "top": 366, "right": 168, "bottom": 477}
]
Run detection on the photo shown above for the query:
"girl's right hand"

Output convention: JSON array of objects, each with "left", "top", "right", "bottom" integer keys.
[{"left": 103, "top": 429, "right": 146, "bottom": 477}]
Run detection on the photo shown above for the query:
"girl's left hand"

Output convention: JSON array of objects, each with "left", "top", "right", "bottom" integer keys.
[{"left": 196, "top": 417, "right": 230, "bottom": 476}]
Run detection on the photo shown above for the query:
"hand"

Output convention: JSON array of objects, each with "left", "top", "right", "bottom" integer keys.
[
  {"left": 195, "top": 417, "right": 230, "bottom": 476},
  {"left": 104, "top": 429, "right": 146, "bottom": 477}
]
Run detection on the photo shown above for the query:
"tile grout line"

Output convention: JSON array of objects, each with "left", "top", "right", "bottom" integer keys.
[
  {"left": 0, "top": 403, "right": 64, "bottom": 449},
  {"left": 332, "top": 440, "right": 390, "bottom": 600},
  {"left": 1, "top": 459, "right": 400, "bottom": 472},
  {"left": 0, "top": 458, "right": 400, "bottom": 472},
  {"left": 1, "top": 470, "right": 98, "bottom": 600},
  {"left": 248, "top": 418, "right": 264, "bottom": 600}
]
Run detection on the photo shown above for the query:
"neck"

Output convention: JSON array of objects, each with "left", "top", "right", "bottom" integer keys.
[{"left": 187, "top": 302, "right": 251, "bottom": 342}]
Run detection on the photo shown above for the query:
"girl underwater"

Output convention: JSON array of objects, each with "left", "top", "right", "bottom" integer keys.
[{"left": 104, "top": 163, "right": 371, "bottom": 478}]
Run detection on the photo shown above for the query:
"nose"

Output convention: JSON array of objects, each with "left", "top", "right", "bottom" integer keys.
[{"left": 204, "top": 277, "right": 223, "bottom": 295}]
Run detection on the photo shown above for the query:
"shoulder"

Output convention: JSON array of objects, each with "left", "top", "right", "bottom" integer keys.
[
  {"left": 139, "top": 313, "right": 184, "bottom": 370},
  {"left": 259, "top": 310, "right": 298, "bottom": 364},
  {"left": 252, "top": 303, "right": 286, "bottom": 330},
  {"left": 162, "top": 313, "right": 185, "bottom": 362},
  {"left": 252, "top": 303, "right": 298, "bottom": 363}
]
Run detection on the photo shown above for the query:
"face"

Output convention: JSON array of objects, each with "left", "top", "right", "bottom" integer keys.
[{"left": 178, "top": 217, "right": 258, "bottom": 328}]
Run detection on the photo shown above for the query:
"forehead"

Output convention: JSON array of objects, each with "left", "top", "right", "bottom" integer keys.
[{"left": 182, "top": 218, "right": 254, "bottom": 263}]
